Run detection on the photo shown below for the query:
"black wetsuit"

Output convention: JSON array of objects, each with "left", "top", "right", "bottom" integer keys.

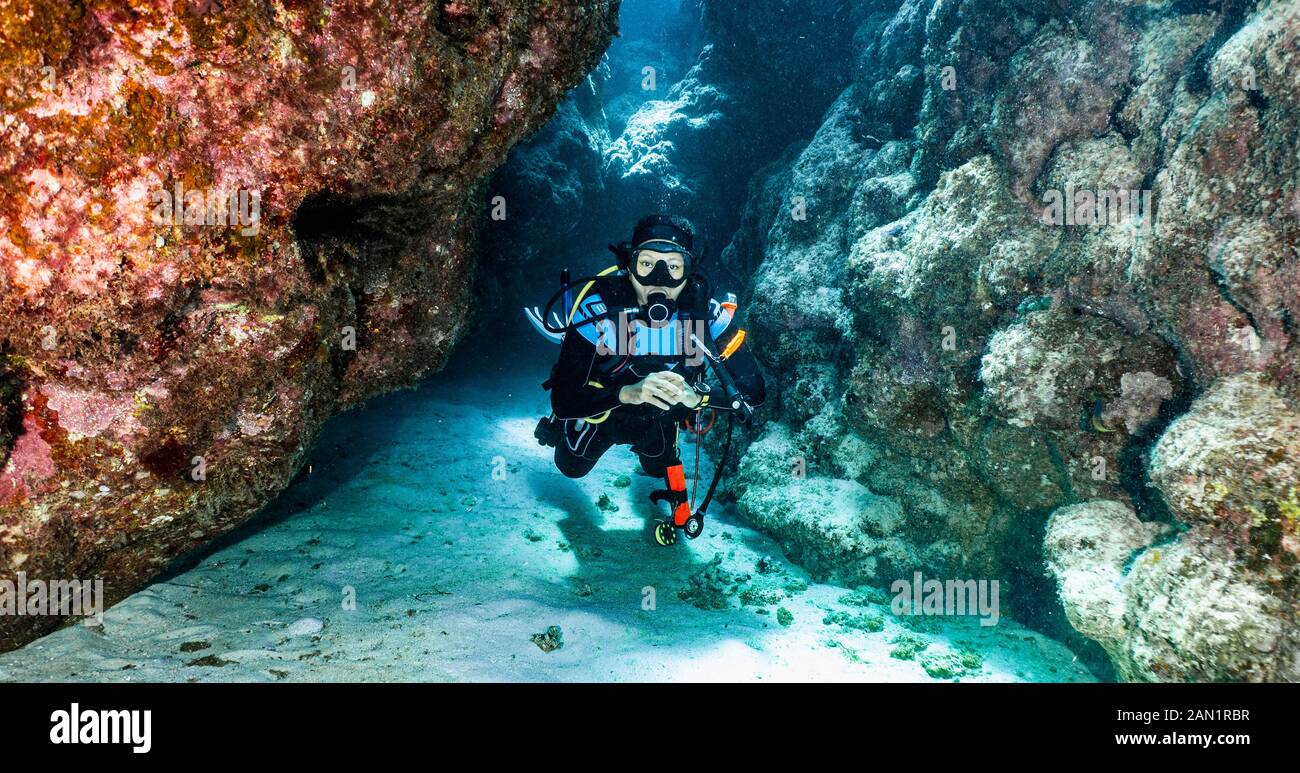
[{"left": 545, "top": 275, "right": 765, "bottom": 478}]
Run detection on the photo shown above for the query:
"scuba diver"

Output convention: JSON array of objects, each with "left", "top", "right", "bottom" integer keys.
[{"left": 524, "top": 214, "right": 766, "bottom": 546}]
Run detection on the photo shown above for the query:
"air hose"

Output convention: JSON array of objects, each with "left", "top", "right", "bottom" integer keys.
[
  {"left": 539, "top": 266, "right": 628, "bottom": 334},
  {"left": 691, "top": 412, "right": 734, "bottom": 521}
]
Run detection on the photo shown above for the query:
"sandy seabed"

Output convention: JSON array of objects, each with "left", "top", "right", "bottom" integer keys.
[{"left": 0, "top": 357, "right": 1094, "bottom": 683}]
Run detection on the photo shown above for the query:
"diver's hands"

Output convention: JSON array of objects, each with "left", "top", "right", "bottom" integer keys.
[
  {"left": 677, "top": 380, "right": 704, "bottom": 409},
  {"left": 619, "top": 371, "right": 699, "bottom": 410},
  {"left": 657, "top": 371, "right": 706, "bottom": 408}
]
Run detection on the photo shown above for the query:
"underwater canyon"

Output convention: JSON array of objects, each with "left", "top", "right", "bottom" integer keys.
[{"left": 1, "top": 0, "right": 1298, "bottom": 683}]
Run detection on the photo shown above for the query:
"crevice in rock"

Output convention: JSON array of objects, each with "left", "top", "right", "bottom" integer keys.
[
  {"left": 0, "top": 341, "right": 23, "bottom": 471},
  {"left": 1207, "top": 260, "right": 1262, "bottom": 338},
  {"left": 996, "top": 502, "right": 1118, "bottom": 681},
  {"left": 291, "top": 191, "right": 407, "bottom": 283},
  {"left": 1183, "top": 0, "right": 1254, "bottom": 96},
  {"left": 331, "top": 285, "right": 365, "bottom": 386},
  {"left": 154, "top": 282, "right": 206, "bottom": 363},
  {"left": 435, "top": 0, "right": 501, "bottom": 42},
  {"left": 1244, "top": 86, "right": 1269, "bottom": 116}
]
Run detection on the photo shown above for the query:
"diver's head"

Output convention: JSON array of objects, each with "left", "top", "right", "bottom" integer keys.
[{"left": 625, "top": 214, "right": 696, "bottom": 306}]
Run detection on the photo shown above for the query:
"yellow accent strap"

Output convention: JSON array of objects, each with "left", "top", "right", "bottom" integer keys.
[
  {"left": 584, "top": 380, "right": 613, "bottom": 424},
  {"left": 721, "top": 329, "right": 747, "bottom": 360},
  {"left": 566, "top": 265, "right": 621, "bottom": 325}
]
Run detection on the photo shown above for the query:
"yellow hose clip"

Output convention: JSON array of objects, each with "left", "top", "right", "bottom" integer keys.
[{"left": 585, "top": 380, "right": 613, "bottom": 424}]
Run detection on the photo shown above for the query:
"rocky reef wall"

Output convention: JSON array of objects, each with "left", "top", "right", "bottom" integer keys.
[
  {"left": 719, "top": 0, "right": 1298, "bottom": 681},
  {"left": 0, "top": 0, "right": 619, "bottom": 651}
]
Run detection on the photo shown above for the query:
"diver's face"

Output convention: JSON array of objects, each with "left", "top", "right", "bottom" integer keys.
[{"left": 629, "top": 248, "right": 687, "bottom": 304}]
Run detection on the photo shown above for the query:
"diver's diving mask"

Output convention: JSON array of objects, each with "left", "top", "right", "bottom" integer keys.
[{"left": 630, "top": 240, "right": 691, "bottom": 289}]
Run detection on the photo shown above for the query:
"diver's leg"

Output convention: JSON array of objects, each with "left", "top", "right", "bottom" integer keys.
[
  {"left": 639, "top": 453, "right": 672, "bottom": 478},
  {"left": 634, "top": 413, "right": 681, "bottom": 477},
  {"left": 554, "top": 444, "right": 599, "bottom": 479},
  {"left": 552, "top": 418, "right": 617, "bottom": 479},
  {"left": 638, "top": 416, "right": 695, "bottom": 540}
]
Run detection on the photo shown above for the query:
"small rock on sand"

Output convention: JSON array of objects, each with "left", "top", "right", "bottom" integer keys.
[
  {"left": 531, "top": 625, "right": 563, "bottom": 653},
  {"left": 286, "top": 617, "right": 324, "bottom": 637}
]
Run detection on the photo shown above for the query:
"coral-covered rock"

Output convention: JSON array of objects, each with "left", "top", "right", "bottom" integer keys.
[
  {"left": 701, "top": 0, "right": 1299, "bottom": 678},
  {"left": 980, "top": 308, "right": 1178, "bottom": 434},
  {"left": 733, "top": 424, "right": 912, "bottom": 586},
  {"left": 1045, "top": 501, "right": 1169, "bottom": 662},
  {"left": 1150, "top": 373, "right": 1300, "bottom": 562},
  {"left": 1047, "top": 499, "right": 1294, "bottom": 682},
  {"left": 850, "top": 155, "right": 1061, "bottom": 331},
  {"left": 986, "top": 9, "right": 1136, "bottom": 196},
  {"left": 1130, "top": 2, "right": 1300, "bottom": 387},
  {"left": 603, "top": 54, "right": 732, "bottom": 213},
  {"left": 1124, "top": 538, "right": 1293, "bottom": 683},
  {"left": 0, "top": 0, "right": 617, "bottom": 650}
]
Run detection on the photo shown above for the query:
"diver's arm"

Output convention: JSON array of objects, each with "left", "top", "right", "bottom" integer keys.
[{"left": 549, "top": 331, "right": 624, "bottom": 420}]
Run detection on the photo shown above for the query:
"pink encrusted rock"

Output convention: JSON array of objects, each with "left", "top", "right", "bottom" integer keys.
[
  {"left": 0, "top": 0, "right": 618, "bottom": 650},
  {"left": 0, "top": 417, "right": 56, "bottom": 505}
]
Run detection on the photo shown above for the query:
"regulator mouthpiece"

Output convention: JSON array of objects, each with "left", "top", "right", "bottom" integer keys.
[{"left": 645, "top": 292, "right": 675, "bottom": 324}]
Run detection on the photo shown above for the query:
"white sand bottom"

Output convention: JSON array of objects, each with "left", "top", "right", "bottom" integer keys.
[{"left": 0, "top": 371, "right": 1095, "bottom": 683}]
